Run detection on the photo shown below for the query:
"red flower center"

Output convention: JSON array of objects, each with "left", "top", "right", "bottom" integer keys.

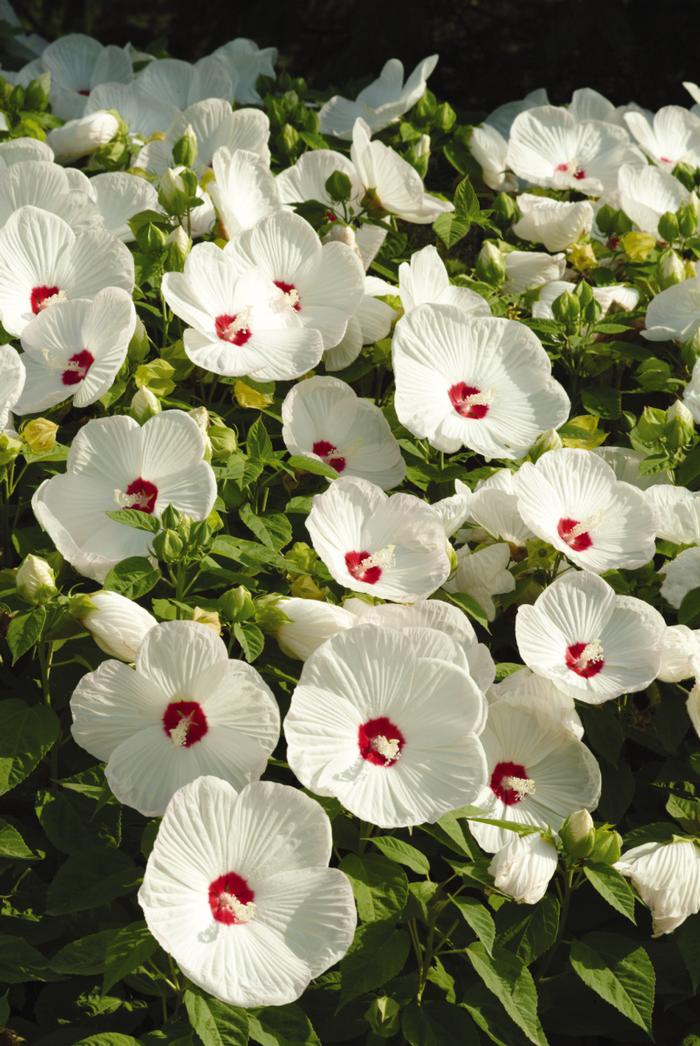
[
  {"left": 345, "top": 550, "right": 382, "bottom": 584},
  {"left": 312, "top": 439, "right": 346, "bottom": 473},
  {"left": 557, "top": 517, "right": 593, "bottom": 552},
  {"left": 274, "top": 280, "right": 301, "bottom": 311},
  {"left": 490, "top": 760, "right": 531, "bottom": 805},
  {"left": 358, "top": 716, "right": 405, "bottom": 766},
  {"left": 215, "top": 313, "right": 252, "bottom": 345},
  {"left": 659, "top": 156, "right": 673, "bottom": 165},
  {"left": 78, "top": 88, "right": 91, "bottom": 97},
  {"left": 325, "top": 210, "right": 337, "bottom": 222},
  {"left": 448, "top": 383, "right": 490, "bottom": 419},
  {"left": 208, "top": 871, "right": 255, "bottom": 925},
  {"left": 565, "top": 641, "right": 605, "bottom": 678},
  {"left": 61, "top": 349, "right": 94, "bottom": 386},
  {"left": 162, "top": 700, "right": 208, "bottom": 747},
  {"left": 31, "top": 285, "right": 60, "bottom": 315},
  {"left": 555, "top": 162, "right": 569, "bottom": 172},
  {"left": 573, "top": 167, "right": 586, "bottom": 180},
  {"left": 124, "top": 477, "right": 158, "bottom": 514}
]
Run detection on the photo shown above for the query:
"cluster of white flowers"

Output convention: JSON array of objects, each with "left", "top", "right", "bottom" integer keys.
[{"left": 3, "top": 17, "right": 700, "bottom": 1018}]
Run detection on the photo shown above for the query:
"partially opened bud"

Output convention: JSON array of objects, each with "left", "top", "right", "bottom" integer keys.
[
  {"left": 275, "top": 596, "right": 355, "bottom": 661},
  {"left": 475, "top": 242, "right": 506, "bottom": 286},
  {"left": 171, "top": 124, "right": 197, "bottom": 168},
  {"left": 16, "top": 555, "right": 56, "bottom": 604},
  {"left": 80, "top": 590, "right": 157, "bottom": 662},
  {"left": 192, "top": 607, "right": 221, "bottom": 634},
  {"left": 488, "top": 832, "right": 559, "bottom": 904},
  {"left": 22, "top": 418, "right": 58, "bottom": 454}
]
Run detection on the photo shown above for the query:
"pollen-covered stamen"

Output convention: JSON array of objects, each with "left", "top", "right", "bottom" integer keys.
[
  {"left": 114, "top": 477, "right": 159, "bottom": 514},
  {"left": 162, "top": 700, "right": 208, "bottom": 747},
  {"left": 30, "top": 285, "right": 64, "bottom": 315},
  {"left": 448, "top": 383, "right": 493, "bottom": 420},
  {"left": 208, "top": 871, "right": 255, "bottom": 925},
  {"left": 215, "top": 309, "right": 252, "bottom": 345},
  {"left": 345, "top": 545, "right": 395, "bottom": 584},
  {"left": 312, "top": 439, "right": 346, "bottom": 473},
  {"left": 557, "top": 512, "right": 602, "bottom": 552},
  {"left": 359, "top": 716, "right": 405, "bottom": 766},
  {"left": 566, "top": 638, "right": 605, "bottom": 678},
  {"left": 490, "top": 760, "right": 534, "bottom": 805},
  {"left": 61, "top": 349, "right": 94, "bottom": 386},
  {"left": 274, "top": 280, "right": 301, "bottom": 311}
]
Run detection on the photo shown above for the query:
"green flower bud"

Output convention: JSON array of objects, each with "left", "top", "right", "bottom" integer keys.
[
  {"left": 551, "top": 289, "right": 580, "bottom": 330},
  {"left": 677, "top": 196, "right": 699, "bottom": 237},
  {"left": 16, "top": 555, "right": 57, "bottom": 604},
  {"left": 559, "top": 809, "right": 595, "bottom": 859},
  {"left": 494, "top": 191, "right": 518, "bottom": 222},
  {"left": 364, "top": 995, "right": 401, "bottom": 1038},
  {"left": 529, "top": 428, "right": 563, "bottom": 462},
  {"left": 0, "top": 432, "right": 22, "bottom": 466},
  {"left": 24, "top": 72, "right": 51, "bottom": 111},
  {"left": 475, "top": 241, "right": 506, "bottom": 286},
  {"left": 209, "top": 424, "right": 238, "bottom": 459},
  {"left": 666, "top": 399, "right": 696, "bottom": 450},
  {"left": 658, "top": 211, "right": 680, "bottom": 242},
  {"left": 674, "top": 161, "right": 696, "bottom": 191},
  {"left": 171, "top": 124, "right": 197, "bottom": 168},
  {"left": 589, "top": 827, "right": 622, "bottom": 864},
  {"left": 165, "top": 225, "right": 191, "bottom": 271},
  {"left": 595, "top": 203, "right": 618, "bottom": 236},
  {"left": 324, "top": 170, "right": 352, "bottom": 203},
  {"left": 658, "top": 248, "right": 686, "bottom": 288},
  {"left": 128, "top": 316, "right": 151, "bottom": 361},
  {"left": 152, "top": 528, "right": 183, "bottom": 563},
  {"left": 219, "top": 585, "right": 255, "bottom": 623},
  {"left": 130, "top": 386, "right": 161, "bottom": 423}
]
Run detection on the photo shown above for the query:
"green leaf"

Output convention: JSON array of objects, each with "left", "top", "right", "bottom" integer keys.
[
  {"left": 248, "top": 1003, "right": 319, "bottom": 1045},
  {"left": 675, "top": 914, "right": 700, "bottom": 993},
  {"left": 103, "top": 921, "right": 159, "bottom": 991},
  {"left": 234, "top": 620, "right": 265, "bottom": 663},
  {"left": 451, "top": 896, "right": 496, "bottom": 956},
  {"left": 247, "top": 416, "right": 274, "bottom": 461},
  {"left": 679, "top": 587, "right": 700, "bottom": 628},
  {"left": 339, "top": 923, "right": 410, "bottom": 1008},
  {"left": 583, "top": 862, "right": 637, "bottom": 923},
  {"left": 667, "top": 794, "right": 700, "bottom": 833},
  {"left": 581, "top": 385, "right": 622, "bottom": 419},
  {"left": 184, "top": 989, "right": 249, "bottom": 1045},
  {"left": 368, "top": 835, "right": 430, "bottom": 876},
  {"left": 440, "top": 588, "right": 490, "bottom": 631},
  {"left": 402, "top": 1001, "right": 480, "bottom": 1045},
  {"left": 0, "top": 934, "right": 50, "bottom": 982},
  {"left": 6, "top": 605, "right": 46, "bottom": 662},
  {"left": 106, "top": 508, "right": 162, "bottom": 532},
  {"left": 466, "top": 942, "right": 547, "bottom": 1046},
  {"left": 0, "top": 817, "right": 40, "bottom": 859},
  {"left": 104, "top": 556, "right": 160, "bottom": 599},
  {"left": 339, "top": 852, "right": 408, "bottom": 924},
  {"left": 433, "top": 176, "right": 480, "bottom": 248},
  {"left": 239, "top": 504, "right": 293, "bottom": 550},
  {"left": 287, "top": 453, "right": 339, "bottom": 479},
  {"left": 569, "top": 932, "right": 655, "bottom": 1036},
  {"left": 0, "top": 699, "right": 60, "bottom": 796},
  {"left": 47, "top": 847, "right": 141, "bottom": 914},
  {"left": 74, "top": 1036, "right": 141, "bottom": 1046},
  {"left": 514, "top": 896, "right": 560, "bottom": 966}
]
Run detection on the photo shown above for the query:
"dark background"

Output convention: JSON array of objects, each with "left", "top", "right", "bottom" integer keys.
[{"left": 8, "top": 0, "right": 700, "bottom": 118}]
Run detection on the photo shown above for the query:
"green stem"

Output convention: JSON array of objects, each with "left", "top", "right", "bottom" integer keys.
[{"left": 38, "top": 641, "right": 58, "bottom": 784}]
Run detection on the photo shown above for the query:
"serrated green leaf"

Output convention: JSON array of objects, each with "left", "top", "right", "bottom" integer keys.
[
  {"left": 248, "top": 1003, "right": 319, "bottom": 1045},
  {"left": 466, "top": 942, "right": 547, "bottom": 1046},
  {"left": 0, "top": 818, "right": 40, "bottom": 859},
  {"left": 583, "top": 862, "right": 637, "bottom": 923},
  {"left": 103, "top": 921, "right": 159, "bottom": 991},
  {"left": 185, "top": 989, "right": 249, "bottom": 1045},
  {"left": 368, "top": 835, "right": 430, "bottom": 876},
  {"left": 451, "top": 896, "right": 496, "bottom": 955},
  {"left": 106, "top": 508, "right": 162, "bottom": 532},
  {"left": 104, "top": 556, "right": 160, "bottom": 599},
  {"left": 239, "top": 504, "right": 292, "bottom": 550},
  {"left": 339, "top": 852, "right": 408, "bottom": 924},
  {"left": 47, "top": 847, "right": 141, "bottom": 914},
  {"left": 338, "top": 923, "right": 410, "bottom": 1009},
  {"left": 0, "top": 699, "right": 59, "bottom": 796},
  {"left": 234, "top": 620, "right": 265, "bottom": 662},
  {"left": 7, "top": 605, "right": 46, "bottom": 662},
  {"left": 287, "top": 453, "right": 339, "bottom": 479},
  {"left": 569, "top": 932, "right": 655, "bottom": 1036}
]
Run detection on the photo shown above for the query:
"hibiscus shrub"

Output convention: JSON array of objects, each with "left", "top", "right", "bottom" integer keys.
[{"left": 1, "top": 17, "right": 700, "bottom": 1046}]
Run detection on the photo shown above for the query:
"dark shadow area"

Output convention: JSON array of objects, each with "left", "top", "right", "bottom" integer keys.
[{"left": 11, "top": 0, "right": 700, "bottom": 117}]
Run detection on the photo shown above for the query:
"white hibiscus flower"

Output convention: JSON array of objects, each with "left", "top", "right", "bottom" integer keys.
[
  {"left": 281, "top": 375, "right": 405, "bottom": 490},
  {"left": 139, "top": 775, "right": 356, "bottom": 1006},
  {"left": 0, "top": 206, "right": 134, "bottom": 337},
  {"left": 469, "top": 701, "right": 601, "bottom": 852},
  {"left": 306, "top": 476, "right": 451, "bottom": 601},
  {"left": 14, "top": 288, "right": 136, "bottom": 414},
  {"left": 31, "top": 411, "right": 216, "bottom": 581},
  {"left": 392, "top": 306, "right": 570, "bottom": 457},
  {"left": 515, "top": 448, "right": 656, "bottom": 573},
  {"left": 285, "top": 625, "right": 488, "bottom": 827},
  {"left": 515, "top": 570, "right": 665, "bottom": 703},
  {"left": 319, "top": 55, "right": 438, "bottom": 139},
  {"left": 615, "top": 838, "right": 700, "bottom": 936}
]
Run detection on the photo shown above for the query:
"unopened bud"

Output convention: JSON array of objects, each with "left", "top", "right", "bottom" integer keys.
[
  {"left": 189, "top": 406, "right": 210, "bottom": 435},
  {"left": 219, "top": 585, "right": 255, "bottom": 623},
  {"left": 171, "top": 125, "right": 197, "bottom": 168},
  {"left": 494, "top": 192, "right": 517, "bottom": 222},
  {"left": 559, "top": 809, "right": 595, "bottom": 859},
  {"left": 666, "top": 399, "right": 695, "bottom": 449},
  {"left": 475, "top": 241, "right": 506, "bottom": 286},
  {"left": 16, "top": 555, "right": 56, "bottom": 604},
  {"left": 0, "top": 432, "right": 22, "bottom": 465},
  {"left": 677, "top": 194, "right": 700, "bottom": 237},
  {"left": 529, "top": 428, "right": 563, "bottom": 462},
  {"left": 658, "top": 248, "right": 686, "bottom": 288},
  {"left": 131, "top": 386, "right": 161, "bottom": 423},
  {"left": 166, "top": 225, "right": 191, "bottom": 271},
  {"left": 589, "top": 827, "right": 622, "bottom": 865},
  {"left": 657, "top": 211, "right": 680, "bottom": 243},
  {"left": 621, "top": 231, "right": 656, "bottom": 262},
  {"left": 551, "top": 289, "right": 580, "bottom": 329},
  {"left": 192, "top": 607, "right": 221, "bottom": 634},
  {"left": 128, "top": 316, "right": 150, "bottom": 361}
]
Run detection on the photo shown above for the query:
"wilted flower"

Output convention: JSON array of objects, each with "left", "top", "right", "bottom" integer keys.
[
  {"left": 488, "top": 832, "right": 559, "bottom": 904},
  {"left": 615, "top": 838, "right": 700, "bottom": 936}
]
